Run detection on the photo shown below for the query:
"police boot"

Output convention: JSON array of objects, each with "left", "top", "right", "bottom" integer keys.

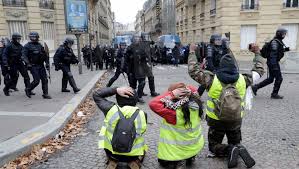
[
  {"left": 69, "top": 76, "right": 80, "bottom": 93},
  {"left": 25, "top": 88, "right": 31, "bottom": 98},
  {"left": 271, "top": 94, "right": 284, "bottom": 99},
  {"left": 227, "top": 145, "right": 239, "bottom": 168},
  {"left": 3, "top": 87, "right": 10, "bottom": 96},
  {"left": 61, "top": 78, "right": 71, "bottom": 92},
  {"left": 251, "top": 85, "right": 258, "bottom": 96},
  {"left": 42, "top": 83, "right": 52, "bottom": 99},
  {"left": 237, "top": 145, "right": 255, "bottom": 168},
  {"left": 42, "top": 94, "right": 52, "bottom": 99},
  {"left": 148, "top": 77, "right": 160, "bottom": 97}
]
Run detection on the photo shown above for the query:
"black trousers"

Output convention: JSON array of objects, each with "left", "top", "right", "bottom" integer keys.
[
  {"left": 255, "top": 64, "right": 283, "bottom": 95},
  {"left": 104, "top": 149, "right": 140, "bottom": 163},
  {"left": 208, "top": 128, "right": 242, "bottom": 156},
  {"left": 4, "top": 62, "right": 30, "bottom": 91},
  {"left": 129, "top": 75, "right": 146, "bottom": 98},
  {"left": 107, "top": 68, "right": 123, "bottom": 87},
  {"left": 29, "top": 65, "right": 48, "bottom": 95},
  {"left": 61, "top": 65, "right": 78, "bottom": 90}
]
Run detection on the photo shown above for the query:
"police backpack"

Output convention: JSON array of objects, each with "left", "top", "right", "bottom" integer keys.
[
  {"left": 111, "top": 107, "right": 140, "bottom": 153},
  {"left": 213, "top": 82, "right": 242, "bottom": 122}
]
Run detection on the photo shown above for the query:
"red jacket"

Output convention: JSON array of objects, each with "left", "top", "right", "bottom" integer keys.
[{"left": 149, "top": 85, "right": 197, "bottom": 125}]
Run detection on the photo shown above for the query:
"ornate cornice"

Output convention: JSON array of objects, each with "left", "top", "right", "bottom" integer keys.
[{"left": 6, "top": 10, "right": 26, "bottom": 18}]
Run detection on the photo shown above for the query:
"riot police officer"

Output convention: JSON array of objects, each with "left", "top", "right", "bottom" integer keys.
[
  {"left": 2, "top": 33, "right": 31, "bottom": 97},
  {"left": 22, "top": 32, "right": 51, "bottom": 99},
  {"left": 126, "top": 34, "right": 147, "bottom": 103},
  {"left": 206, "top": 34, "right": 227, "bottom": 72},
  {"left": 252, "top": 28, "right": 290, "bottom": 99},
  {"left": 106, "top": 42, "right": 126, "bottom": 87},
  {"left": 53, "top": 37, "right": 80, "bottom": 93}
]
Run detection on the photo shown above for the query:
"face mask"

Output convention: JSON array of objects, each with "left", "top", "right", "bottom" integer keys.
[
  {"left": 16, "top": 39, "right": 21, "bottom": 43},
  {"left": 215, "top": 40, "right": 222, "bottom": 46},
  {"left": 68, "top": 44, "right": 73, "bottom": 48}
]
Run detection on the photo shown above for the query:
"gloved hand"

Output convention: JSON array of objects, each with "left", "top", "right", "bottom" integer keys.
[{"left": 284, "top": 47, "right": 290, "bottom": 52}]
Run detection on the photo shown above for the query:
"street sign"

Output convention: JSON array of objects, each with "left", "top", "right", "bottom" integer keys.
[{"left": 64, "top": 0, "right": 88, "bottom": 34}]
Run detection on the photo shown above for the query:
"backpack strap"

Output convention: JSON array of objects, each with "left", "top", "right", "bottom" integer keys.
[
  {"left": 116, "top": 106, "right": 125, "bottom": 119},
  {"left": 273, "top": 39, "right": 287, "bottom": 48},
  {"left": 128, "top": 109, "right": 140, "bottom": 123}
]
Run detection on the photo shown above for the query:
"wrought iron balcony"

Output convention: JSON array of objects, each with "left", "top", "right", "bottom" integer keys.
[
  {"left": 2, "top": 0, "right": 26, "bottom": 7},
  {"left": 210, "top": 9, "right": 216, "bottom": 15},
  {"left": 283, "top": 2, "right": 299, "bottom": 8},
  {"left": 39, "top": 0, "right": 54, "bottom": 10},
  {"left": 241, "top": 4, "right": 259, "bottom": 10}
]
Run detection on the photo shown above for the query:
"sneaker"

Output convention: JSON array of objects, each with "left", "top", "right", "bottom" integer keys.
[
  {"left": 151, "top": 92, "right": 160, "bottom": 97},
  {"left": 11, "top": 88, "right": 19, "bottom": 92},
  {"left": 128, "top": 160, "right": 141, "bottom": 169},
  {"left": 106, "top": 159, "right": 118, "bottom": 169},
  {"left": 251, "top": 86, "right": 258, "bottom": 96},
  {"left": 176, "top": 160, "right": 186, "bottom": 169},
  {"left": 238, "top": 145, "right": 256, "bottom": 168},
  {"left": 30, "top": 91, "right": 36, "bottom": 95},
  {"left": 271, "top": 94, "right": 284, "bottom": 99},
  {"left": 228, "top": 146, "right": 239, "bottom": 168}
]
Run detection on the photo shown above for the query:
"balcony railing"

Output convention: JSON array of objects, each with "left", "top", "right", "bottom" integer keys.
[
  {"left": 2, "top": 0, "right": 26, "bottom": 7},
  {"left": 283, "top": 2, "right": 299, "bottom": 8},
  {"left": 241, "top": 4, "right": 259, "bottom": 10},
  {"left": 192, "top": 16, "right": 196, "bottom": 23},
  {"left": 210, "top": 9, "right": 216, "bottom": 15},
  {"left": 39, "top": 0, "right": 54, "bottom": 10}
]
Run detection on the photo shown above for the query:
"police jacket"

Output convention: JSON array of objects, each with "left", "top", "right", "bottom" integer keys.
[
  {"left": 2, "top": 42, "right": 23, "bottom": 66},
  {"left": 126, "top": 43, "right": 149, "bottom": 78},
  {"left": 54, "top": 45, "right": 78, "bottom": 66},
  {"left": 116, "top": 49, "right": 125, "bottom": 70},
  {"left": 22, "top": 42, "right": 49, "bottom": 66},
  {"left": 268, "top": 38, "right": 285, "bottom": 70}
]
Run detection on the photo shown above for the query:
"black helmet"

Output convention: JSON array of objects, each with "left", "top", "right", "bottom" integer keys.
[
  {"left": 29, "top": 32, "right": 39, "bottom": 41},
  {"left": 275, "top": 28, "right": 287, "bottom": 39},
  {"left": 210, "top": 33, "right": 222, "bottom": 44},
  {"left": 119, "top": 41, "right": 126, "bottom": 46},
  {"left": 12, "top": 33, "right": 22, "bottom": 40},
  {"left": 64, "top": 37, "right": 74, "bottom": 45}
]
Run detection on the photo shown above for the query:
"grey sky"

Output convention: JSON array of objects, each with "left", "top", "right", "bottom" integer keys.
[{"left": 110, "top": 0, "right": 146, "bottom": 24}]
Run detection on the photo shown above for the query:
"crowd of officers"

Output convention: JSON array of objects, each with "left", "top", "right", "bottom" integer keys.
[
  {"left": 94, "top": 28, "right": 289, "bottom": 169},
  {"left": 0, "top": 32, "right": 81, "bottom": 99}
]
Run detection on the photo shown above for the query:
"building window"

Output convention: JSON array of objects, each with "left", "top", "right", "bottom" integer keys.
[
  {"left": 192, "top": 5, "right": 196, "bottom": 16},
  {"left": 283, "top": 0, "right": 299, "bottom": 8},
  {"left": 241, "top": 0, "right": 259, "bottom": 10},
  {"left": 193, "top": 30, "right": 196, "bottom": 43},
  {"left": 282, "top": 24, "right": 298, "bottom": 50},
  {"left": 2, "top": 0, "right": 26, "bottom": 7},
  {"left": 7, "top": 21, "right": 28, "bottom": 41},
  {"left": 240, "top": 25, "right": 256, "bottom": 50},
  {"left": 39, "top": 0, "right": 54, "bottom": 9},
  {"left": 200, "top": 0, "right": 205, "bottom": 18},
  {"left": 42, "top": 22, "right": 55, "bottom": 50},
  {"left": 210, "top": 0, "right": 216, "bottom": 15},
  {"left": 201, "top": 29, "right": 205, "bottom": 42}
]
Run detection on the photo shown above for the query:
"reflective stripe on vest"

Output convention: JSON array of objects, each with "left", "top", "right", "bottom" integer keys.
[
  {"left": 98, "top": 105, "right": 147, "bottom": 156},
  {"left": 158, "top": 108, "right": 204, "bottom": 161},
  {"left": 206, "top": 74, "right": 246, "bottom": 120}
]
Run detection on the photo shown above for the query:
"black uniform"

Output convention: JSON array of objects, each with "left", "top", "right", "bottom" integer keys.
[
  {"left": 2, "top": 41, "right": 31, "bottom": 96},
  {"left": 54, "top": 45, "right": 80, "bottom": 93},
  {"left": 206, "top": 44, "right": 226, "bottom": 72},
  {"left": 82, "top": 45, "right": 92, "bottom": 69},
  {"left": 126, "top": 42, "right": 147, "bottom": 100},
  {"left": 22, "top": 41, "right": 50, "bottom": 98},
  {"left": 106, "top": 48, "right": 126, "bottom": 87},
  {"left": 252, "top": 37, "right": 288, "bottom": 98},
  {"left": 94, "top": 45, "right": 103, "bottom": 70}
]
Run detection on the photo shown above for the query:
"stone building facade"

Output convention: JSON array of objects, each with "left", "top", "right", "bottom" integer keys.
[
  {"left": 0, "top": 0, "right": 114, "bottom": 53},
  {"left": 176, "top": 0, "right": 299, "bottom": 55}
]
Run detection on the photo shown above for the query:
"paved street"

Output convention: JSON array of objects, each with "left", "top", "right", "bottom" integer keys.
[
  {"left": 0, "top": 65, "right": 102, "bottom": 142},
  {"left": 32, "top": 65, "right": 299, "bottom": 169}
]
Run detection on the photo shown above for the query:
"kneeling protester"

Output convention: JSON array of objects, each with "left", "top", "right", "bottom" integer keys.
[{"left": 93, "top": 86, "right": 148, "bottom": 169}]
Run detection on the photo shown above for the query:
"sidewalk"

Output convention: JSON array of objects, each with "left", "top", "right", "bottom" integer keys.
[{"left": 0, "top": 66, "right": 101, "bottom": 143}]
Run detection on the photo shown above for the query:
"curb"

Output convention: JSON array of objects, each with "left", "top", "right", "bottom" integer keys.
[
  {"left": 239, "top": 69, "right": 299, "bottom": 74},
  {"left": 0, "top": 71, "right": 105, "bottom": 167}
]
